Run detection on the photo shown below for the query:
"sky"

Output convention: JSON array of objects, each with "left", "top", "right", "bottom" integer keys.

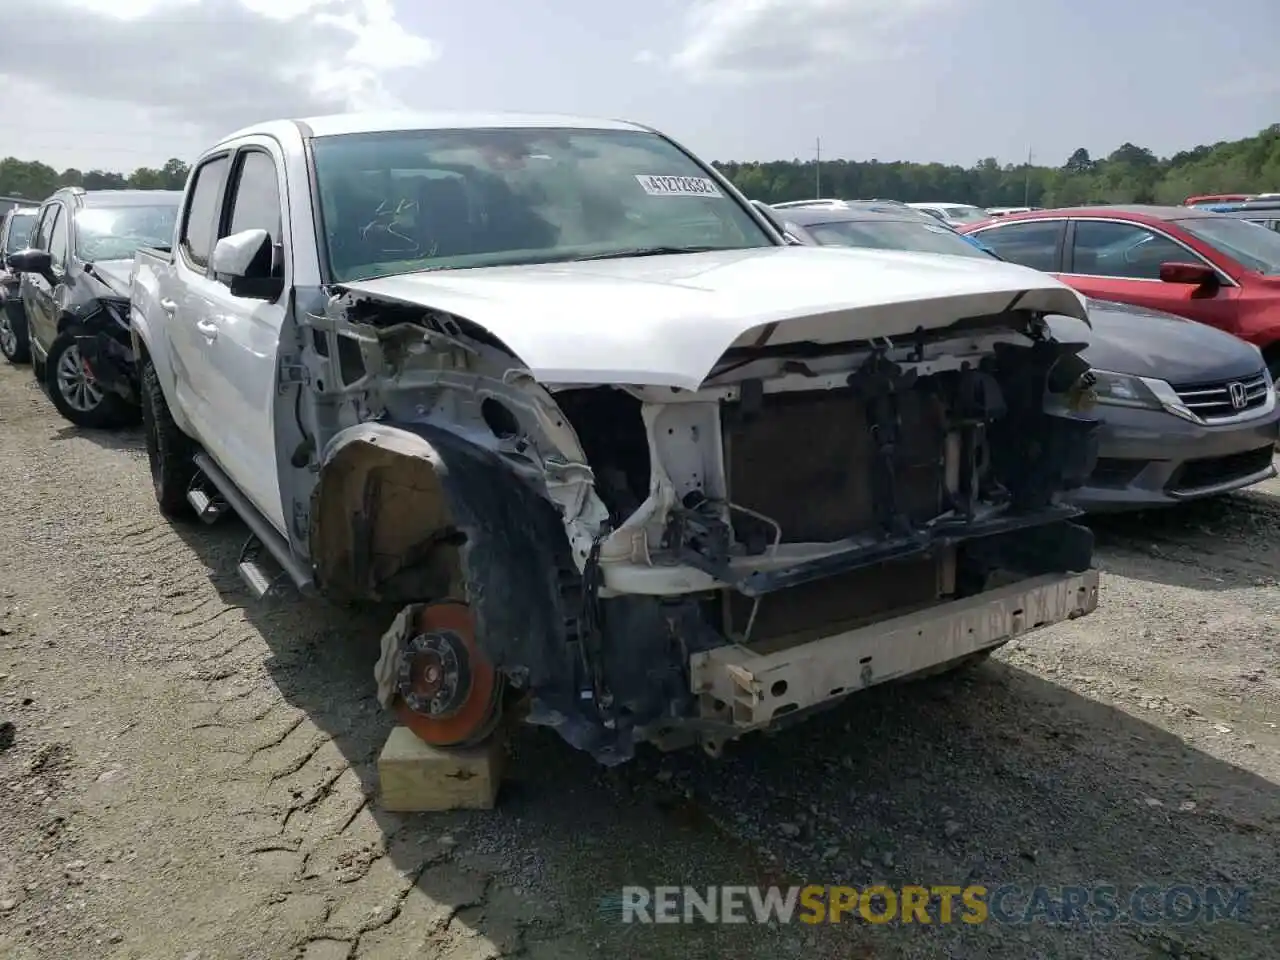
[{"left": 0, "top": 0, "right": 1276, "bottom": 175}]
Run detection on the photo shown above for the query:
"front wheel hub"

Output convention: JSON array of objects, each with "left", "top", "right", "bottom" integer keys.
[
  {"left": 398, "top": 629, "right": 473, "bottom": 718},
  {"left": 392, "top": 601, "right": 501, "bottom": 747}
]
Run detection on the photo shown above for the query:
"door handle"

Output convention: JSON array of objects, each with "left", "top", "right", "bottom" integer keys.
[
  {"left": 159, "top": 298, "right": 177, "bottom": 314},
  {"left": 195, "top": 319, "right": 219, "bottom": 340}
]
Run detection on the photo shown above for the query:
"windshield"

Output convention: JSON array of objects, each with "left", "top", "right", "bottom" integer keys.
[
  {"left": 4, "top": 213, "right": 36, "bottom": 254},
  {"left": 311, "top": 127, "right": 773, "bottom": 282},
  {"left": 1179, "top": 216, "right": 1280, "bottom": 275},
  {"left": 804, "top": 218, "right": 993, "bottom": 259},
  {"left": 74, "top": 205, "right": 179, "bottom": 262}
]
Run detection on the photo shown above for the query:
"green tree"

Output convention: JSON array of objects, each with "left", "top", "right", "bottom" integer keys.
[
  {"left": 161, "top": 158, "right": 190, "bottom": 189},
  {"left": 1064, "top": 148, "right": 1093, "bottom": 174}
]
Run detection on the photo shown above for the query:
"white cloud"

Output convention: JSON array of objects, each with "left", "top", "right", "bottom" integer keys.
[
  {"left": 0, "top": 0, "right": 438, "bottom": 169},
  {"left": 665, "top": 0, "right": 947, "bottom": 82}
]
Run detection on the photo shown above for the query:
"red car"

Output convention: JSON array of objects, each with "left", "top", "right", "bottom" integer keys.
[{"left": 958, "top": 206, "right": 1280, "bottom": 376}]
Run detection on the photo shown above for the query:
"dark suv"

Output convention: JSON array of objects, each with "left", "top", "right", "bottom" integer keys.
[
  {"left": 0, "top": 205, "right": 39, "bottom": 364},
  {"left": 8, "top": 187, "right": 180, "bottom": 427}
]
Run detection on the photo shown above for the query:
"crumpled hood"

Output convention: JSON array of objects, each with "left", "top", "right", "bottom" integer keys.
[
  {"left": 339, "top": 246, "right": 1088, "bottom": 389},
  {"left": 84, "top": 259, "right": 133, "bottom": 298}
]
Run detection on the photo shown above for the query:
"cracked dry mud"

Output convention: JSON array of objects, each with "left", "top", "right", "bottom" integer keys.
[{"left": 0, "top": 361, "right": 1278, "bottom": 960}]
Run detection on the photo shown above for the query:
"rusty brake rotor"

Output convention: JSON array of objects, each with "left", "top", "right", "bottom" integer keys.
[{"left": 393, "top": 600, "right": 502, "bottom": 748}]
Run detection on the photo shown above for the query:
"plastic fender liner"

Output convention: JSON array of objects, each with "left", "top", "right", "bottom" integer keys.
[
  {"left": 73, "top": 332, "right": 136, "bottom": 399},
  {"left": 311, "top": 420, "right": 583, "bottom": 707}
]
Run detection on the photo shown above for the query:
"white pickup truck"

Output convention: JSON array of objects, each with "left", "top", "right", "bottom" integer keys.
[{"left": 130, "top": 111, "right": 1101, "bottom": 765}]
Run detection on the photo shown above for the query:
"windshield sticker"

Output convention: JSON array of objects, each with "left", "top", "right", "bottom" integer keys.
[{"left": 635, "top": 175, "right": 724, "bottom": 198}]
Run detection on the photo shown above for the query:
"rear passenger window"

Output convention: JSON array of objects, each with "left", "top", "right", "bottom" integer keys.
[
  {"left": 972, "top": 221, "right": 1063, "bottom": 272},
  {"left": 225, "top": 150, "right": 283, "bottom": 277},
  {"left": 181, "top": 155, "right": 230, "bottom": 267}
]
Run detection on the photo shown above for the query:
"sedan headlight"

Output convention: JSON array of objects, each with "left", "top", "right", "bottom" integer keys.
[
  {"left": 1090, "top": 369, "right": 1198, "bottom": 423},
  {"left": 1090, "top": 370, "right": 1161, "bottom": 409}
]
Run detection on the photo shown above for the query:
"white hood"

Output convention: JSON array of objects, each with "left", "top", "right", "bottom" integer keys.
[{"left": 340, "top": 246, "right": 1088, "bottom": 390}]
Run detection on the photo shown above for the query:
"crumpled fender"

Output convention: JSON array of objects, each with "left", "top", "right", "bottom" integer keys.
[{"left": 310, "top": 420, "right": 581, "bottom": 700}]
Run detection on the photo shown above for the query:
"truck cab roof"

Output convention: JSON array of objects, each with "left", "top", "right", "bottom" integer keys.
[{"left": 214, "top": 111, "right": 655, "bottom": 149}]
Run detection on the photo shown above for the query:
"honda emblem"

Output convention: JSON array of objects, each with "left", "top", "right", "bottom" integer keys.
[{"left": 1228, "top": 381, "right": 1247, "bottom": 410}]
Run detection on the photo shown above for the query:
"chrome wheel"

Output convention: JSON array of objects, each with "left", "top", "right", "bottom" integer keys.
[
  {"left": 0, "top": 313, "right": 13, "bottom": 355},
  {"left": 55, "top": 343, "right": 103, "bottom": 412}
]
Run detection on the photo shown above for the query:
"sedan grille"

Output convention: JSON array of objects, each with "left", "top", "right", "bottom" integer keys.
[{"left": 1172, "top": 372, "right": 1269, "bottom": 420}]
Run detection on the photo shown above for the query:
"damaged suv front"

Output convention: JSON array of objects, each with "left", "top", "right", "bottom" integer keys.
[{"left": 293, "top": 119, "right": 1101, "bottom": 765}]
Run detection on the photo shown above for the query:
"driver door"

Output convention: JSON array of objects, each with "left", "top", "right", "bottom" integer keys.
[
  {"left": 1062, "top": 219, "right": 1239, "bottom": 331},
  {"left": 19, "top": 203, "right": 64, "bottom": 355},
  {"left": 186, "top": 141, "right": 290, "bottom": 535}
]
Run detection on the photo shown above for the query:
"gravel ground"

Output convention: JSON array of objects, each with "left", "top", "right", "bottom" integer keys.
[{"left": 0, "top": 360, "right": 1277, "bottom": 960}]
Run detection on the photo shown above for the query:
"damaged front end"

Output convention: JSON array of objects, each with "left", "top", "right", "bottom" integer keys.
[
  {"left": 299, "top": 290, "right": 1101, "bottom": 765},
  {"left": 65, "top": 294, "right": 137, "bottom": 403}
]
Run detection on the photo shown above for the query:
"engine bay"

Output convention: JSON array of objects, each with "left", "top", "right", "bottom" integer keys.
[{"left": 304, "top": 292, "right": 1102, "bottom": 762}]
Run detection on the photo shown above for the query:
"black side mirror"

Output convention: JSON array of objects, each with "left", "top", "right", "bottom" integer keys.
[{"left": 7, "top": 248, "right": 56, "bottom": 285}]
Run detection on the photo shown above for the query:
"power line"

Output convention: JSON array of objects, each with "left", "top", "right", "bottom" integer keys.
[
  {"left": 1023, "top": 145, "right": 1033, "bottom": 207},
  {"left": 815, "top": 137, "right": 821, "bottom": 198}
]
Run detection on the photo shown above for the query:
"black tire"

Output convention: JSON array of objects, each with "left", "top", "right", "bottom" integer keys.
[
  {"left": 0, "top": 296, "right": 31, "bottom": 364},
  {"left": 140, "top": 357, "right": 197, "bottom": 518},
  {"left": 44, "top": 334, "right": 133, "bottom": 428}
]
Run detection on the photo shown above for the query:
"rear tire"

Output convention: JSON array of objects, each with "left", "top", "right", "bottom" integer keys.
[
  {"left": 140, "top": 357, "right": 197, "bottom": 519},
  {"left": 0, "top": 296, "right": 30, "bottom": 364},
  {"left": 44, "top": 334, "right": 132, "bottom": 428}
]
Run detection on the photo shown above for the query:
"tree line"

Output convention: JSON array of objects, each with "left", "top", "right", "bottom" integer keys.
[
  {"left": 2, "top": 124, "right": 1278, "bottom": 208},
  {"left": 0, "top": 157, "right": 191, "bottom": 200},
  {"left": 721, "top": 124, "right": 1280, "bottom": 207}
]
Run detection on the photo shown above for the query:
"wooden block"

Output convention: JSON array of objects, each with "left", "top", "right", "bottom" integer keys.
[{"left": 377, "top": 726, "right": 505, "bottom": 812}]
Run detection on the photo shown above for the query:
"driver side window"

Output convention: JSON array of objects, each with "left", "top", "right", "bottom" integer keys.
[
  {"left": 47, "top": 207, "right": 68, "bottom": 271},
  {"left": 1070, "top": 220, "right": 1200, "bottom": 280},
  {"left": 31, "top": 205, "right": 56, "bottom": 251},
  {"left": 223, "top": 149, "right": 284, "bottom": 279}
]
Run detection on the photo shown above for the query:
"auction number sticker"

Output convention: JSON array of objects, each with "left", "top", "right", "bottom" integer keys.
[{"left": 635, "top": 174, "right": 724, "bottom": 198}]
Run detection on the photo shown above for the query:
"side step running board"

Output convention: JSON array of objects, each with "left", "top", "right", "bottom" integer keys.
[
  {"left": 186, "top": 473, "right": 230, "bottom": 525},
  {"left": 191, "top": 452, "right": 314, "bottom": 598},
  {"left": 237, "top": 534, "right": 288, "bottom": 600}
]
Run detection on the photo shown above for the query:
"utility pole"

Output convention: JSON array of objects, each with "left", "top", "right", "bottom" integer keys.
[
  {"left": 1023, "top": 145, "right": 1033, "bottom": 207},
  {"left": 815, "top": 137, "right": 821, "bottom": 198}
]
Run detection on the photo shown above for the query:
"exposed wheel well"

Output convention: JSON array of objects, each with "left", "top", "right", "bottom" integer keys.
[{"left": 311, "top": 440, "right": 465, "bottom": 604}]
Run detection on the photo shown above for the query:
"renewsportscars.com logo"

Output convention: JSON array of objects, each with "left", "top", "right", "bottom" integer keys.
[{"left": 598, "top": 884, "right": 1252, "bottom": 926}]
